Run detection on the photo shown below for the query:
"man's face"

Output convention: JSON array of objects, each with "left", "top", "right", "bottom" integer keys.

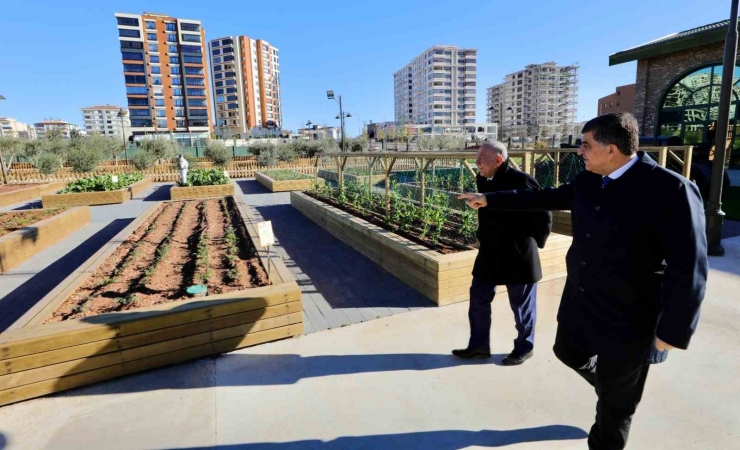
[
  {"left": 476, "top": 148, "right": 502, "bottom": 178},
  {"left": 578, "top": 132, "right": 616, "bottom": 176}
]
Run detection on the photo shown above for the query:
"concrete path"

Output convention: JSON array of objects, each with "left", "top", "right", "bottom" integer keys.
[{"left": 0, "top": 237, "right": 738, "bottom": 449}]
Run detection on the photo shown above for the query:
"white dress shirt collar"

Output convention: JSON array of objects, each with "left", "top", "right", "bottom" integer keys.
[{"left": 605, "top": 155, "right": 638, "bottom": 180}]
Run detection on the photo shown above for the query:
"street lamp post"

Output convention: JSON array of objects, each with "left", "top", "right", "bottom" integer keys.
[
  {"left": 706, "top": 0, "right": 739, "bottom": 257},
  {"left": 117, "top": 108, "right": 129, "bottom": 164},
  {"left": 488, "top": 103, "right": 512, "bottom": 143},
  {"left": 306, "top": 120, "right": 312, "bottom": 141},
  {"left": 327, "top": 90, "right": 351, "bottom": 152},
  {"left": 0, "top": 95, "right": 6, "bottom": 184}
]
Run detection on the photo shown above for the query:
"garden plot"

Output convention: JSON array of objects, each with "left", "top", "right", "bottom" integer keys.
[
  {"left": 0, "top": 181, "right": 66, "bottom": 207},
  {"left": 41, "top": 173, "right": 151, "bottom": 208},
  {"left": 170, "top": 168, "right": 235, "bottom": 200},
  {"left": 255, "top": 169, "right": 315, "bottom": 192}
]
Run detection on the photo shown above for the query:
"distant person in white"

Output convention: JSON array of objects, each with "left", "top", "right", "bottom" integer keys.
[{"left": 178, "top": 154, "right": 189, "bottom": 185}]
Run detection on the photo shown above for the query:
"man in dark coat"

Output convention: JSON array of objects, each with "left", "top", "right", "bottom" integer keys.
[
  {"left": 459, "top": 113, "right": 708, "bottom": 450},
  {"left": 452, "top": 142, "right": 552, "bottom": 365}
]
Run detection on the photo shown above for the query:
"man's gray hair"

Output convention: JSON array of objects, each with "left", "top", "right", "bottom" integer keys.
[{"left": 480, "top": 141, "right": 508, "bottom": 160}]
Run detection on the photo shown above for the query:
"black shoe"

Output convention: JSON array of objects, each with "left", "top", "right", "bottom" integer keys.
[
  {"left": 452, "top": 348, "right": 492, "bottom": 359},
  {"left": 501, "top": 350, "right": 533, "bottom": 366}
]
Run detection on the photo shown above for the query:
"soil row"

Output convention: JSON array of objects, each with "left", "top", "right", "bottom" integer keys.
[
  {"left": 47, "top": 198, "right": 269, "bottom": 323},
  {"left": 0, "top": 208, "right": 68, "bottom": 238}
]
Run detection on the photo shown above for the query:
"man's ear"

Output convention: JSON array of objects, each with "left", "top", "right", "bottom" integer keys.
[{"left": 497, "top": 154, "right": 504, "bottom": 164}]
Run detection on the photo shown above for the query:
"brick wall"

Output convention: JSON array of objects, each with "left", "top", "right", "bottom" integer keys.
[{"left": 633, "top": 42, "right": 727, "bottom": 136}]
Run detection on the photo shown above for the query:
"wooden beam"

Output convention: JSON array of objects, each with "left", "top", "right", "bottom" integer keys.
[
  {"left": 658, "top": 147, "right": 668, "bottom": 168},
  {"left": 462, "top": 160, "right": 476, "bottom": 179},
  {"left": 384, "top": 156, "right": 396, "bottom": 215},
  {"left": 682, "top": 146, "right": 693, "bottom": 179}
]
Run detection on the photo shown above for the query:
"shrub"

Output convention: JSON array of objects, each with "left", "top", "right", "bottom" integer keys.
[
  {"left": 61, "top": 172, "right": 144, "bottom": 193},
  {"left": 348, "top": 137, "right": 368, "bottom": 152},
  {"left": 66, "top": 138, "right": 105, "bottom": 172},
  {"left": 131, "top": 152, "right": 155, "bottom": 170},
  {"left": 38, "top": 154, "right": 63, "bottom": 175},
  {"left": 185, "top": 168, "right": 229, "bottom": 187},
  {"left": 257, "top": 147, "right": 277, "bottom": 166},
  {"left": 140, "top": 137, "right": 178, "bottom": 162},
  {"left": 205, "top": 141, "right": 232, "bottom": 166},
  {"left": 249, "top": 141, "right": 273, "bottom": 157},
  {"left": 276, "top": 143, "right": 298, "bottom": 163}
]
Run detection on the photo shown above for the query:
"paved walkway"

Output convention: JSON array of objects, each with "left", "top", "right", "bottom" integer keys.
[{"left": 0, "top": 237, "right": 738, "bottom": 449}]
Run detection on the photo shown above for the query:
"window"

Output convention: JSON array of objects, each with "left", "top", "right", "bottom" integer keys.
[
  {"left": 227, "top": 95, "right": 238, "bottom": 101},
  {"left": 127, "top": 97, "right": 149, "bottom": 106},
  {"left": 184, "top": 55, "right": 202, "bottom": 64},
  {"left": 117, "top": 17, "right": 139, "bottom": 26},
  {"left": 222, "top": 38, "right": 232, "bottom": 45},
  {"left": 176, "top": 120, "right": 186, "bottom": 127},
  {"left": 181, "top": 45, "right": 202, "bottom": 53},
  {"left": 126, "top": 86, "right": 148, "bottom": 95},
  {"left": 123, "top": 63, "right": 144, "bottom": 72},
  {"left": 148, "top": 43, "right": 158, "bottom": 52},
  {"left": 146, "top": 21, "right": 156, "bottom": 30},
  {"left": 216, "top": 88, "right": 224, "bottom": 95},
  {"left": 225, "top": 80, "right": 236, "bottom": 86},
  {"left": 225, "top": 71, "right": 236, "bottom": 77},
  {"left": 222, "top": 47, "right": 233, "bottom": 54},
  {"left": 226, "top": 87, "right": 237, "bottom": 93},
  {"left": 173, "top": 88, "right": 183, "bottom": 96},
  {"left": 217, "top": 96, "right": 225, "bottom": 103},
  {"left": 151, "top": 66, "right": 161, "bottom": 74},
  {"left": 187, "top": 89, "right": 206, "bottom": 96},
  {"left": 166, "top": 23, "right": 176, "bottom": 31},
  {"left": 131, "top": 119, "right": 152, "bottom": 127},
  {"left": 185, "top": 67, "right": 203, "bottom": 75},
  {"left": 155, "top": 99, "right": 165, "bottom": 107},
  {"left": 121, "top": 51, "right": 144, "bottom": 61},
  {"left": 190, "top": 109, "right": 208, "bottom": 116},
  {"left": 189, "top": 99, "right": 208, "bottom": 107},
  {"left": 215, "top": 73, "right": 223, "bottom": 79},
  {"left": 174, "top": 109, "right": 185, "bottom": 117},
  {"left": 147, "top": 33, "right": 157, "bottom": 41},
  {"left": 213, "top": 56, "right": 222, "bottom": 63},
  {"left": 182, "top": 34, "right": 201, "bottom": 42},
  {"left": 130, "top": 109, "right": 150, "bottom": 116},
  {"left": 223, "top": 55, "right": 234, "bottom": 62},
  {"left": 214, "top": 65, "right": 223, "bottom": 72},
  {"left": 156, "top": 110, "right": 166, "bottom": 117},
  {"left": 170, "top": 67, "right": 181, "bottom": 75},
  {"left": 169, "top": 56, "right": 180, "bottom": 64},
  {"left": 150, "top": 55, "right": 160, "bottom": 63},
  {"left": 167, "top": 34, "right": 177, "bottom": 43},
  {"left": 174, "top": 98, "right": 184, "bottom": 106},
  {"left": 171, "top": 77, "right": 182, "bottom": 85},
  {"left": 120, "top": 40, "right": 144, "bottom": 50},
  {"left": 125, "top": 75, "right": 146, "bottom": 84},
  {"left": 185, "top": 78, "right": 204, "bottom": 86},
  {"left": 152, "top": 77, "right": 162, "bottom": 85},
  {"left": 168, "top": 45, "right": 178, "bottom": 53},
  {"left": 181, "top": 23, "right": 200, "bottom": 32},
  {"left": 157, "top": 120, "right": 168, "bottom": 128},
  {"left": 212, "top": 49, "right": 221, "bottom": 55}
]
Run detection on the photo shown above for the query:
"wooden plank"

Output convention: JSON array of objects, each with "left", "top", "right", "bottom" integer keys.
[
  {"left": 0, "top": 312, "right": 303, "bottom": 391},
  {"left": 41, "top": 189, "right": 127, "bottom": 208},
  {"left": 1, "top": 301, "right": 302, "bottom": 376},
  {"left": 682, "top": 146, "right": 693, "bottom": 179},
  {"left": 169, "top": 183, "right": 234, "bottom": 200},
  {"left": 0, "top": 323, "right": 303, "bottom": 407},
  {"left": 0, "top": 184, "right": 41, "bottom": 207}
]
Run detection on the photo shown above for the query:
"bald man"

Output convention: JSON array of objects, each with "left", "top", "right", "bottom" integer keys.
[{"left": 452, "top": 142, "right": 552, "bottom": 365}]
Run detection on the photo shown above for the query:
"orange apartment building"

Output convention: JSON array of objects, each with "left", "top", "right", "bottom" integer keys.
[
  {"left": 208, "top": 36, "right": 282, "bottom": 138},
  {"left": 115, "top": 12, "right": 213, "bottom": 146}
]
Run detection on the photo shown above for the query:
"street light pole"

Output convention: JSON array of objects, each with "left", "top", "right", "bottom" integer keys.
[
  {"left": 339, "top": 95, "right": 345, "bottom": 152},
  {"left": 0, "top": 95, "right": 8, "bottom": 184},
  {"left": 118, "top": 109, "right": 129, "bottom": 164},
  {"left": 706, "top": 0, "right": 739, "bottom": 257}
]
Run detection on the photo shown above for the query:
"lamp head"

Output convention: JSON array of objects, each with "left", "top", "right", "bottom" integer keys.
[{"left": 326, "top": 90, "right": 335, "bottom": 100}]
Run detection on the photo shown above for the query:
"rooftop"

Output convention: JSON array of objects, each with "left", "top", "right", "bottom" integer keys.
[
  {"left": 610, "top": 19, "right": 731, "bottom": 65},
  {"left": 80, "top": 105, "right": 123, "bottom": 111}
]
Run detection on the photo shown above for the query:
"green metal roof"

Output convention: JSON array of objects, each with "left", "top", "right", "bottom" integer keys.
[{"left": 609, "top": 19, "right": 731, "bottom": 66}]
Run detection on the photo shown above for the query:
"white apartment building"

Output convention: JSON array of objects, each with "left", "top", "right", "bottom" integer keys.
[
  {"left": 34, "top": 120, "right": 80, "bottom": 139},
  {"left": 300, "top": 125, "right": 340, "bottom": 141},
  {"left": 394, "top": 45, "right": 477, "bottom": 126},
  {"left": 487, "top": 62, "right": 578, "bottom": 139},
  {"left": 0, "top": 117, "right": 37, "bottom": 139},
  {"left": 80, "top": 105, "right": 132, "bottom": 140},
  {"left": 208, "top": 35, "right": 282, "bottom": 138}
]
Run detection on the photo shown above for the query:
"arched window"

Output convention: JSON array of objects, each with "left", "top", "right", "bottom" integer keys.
[{"left": 658, "top": 64, "right": 739, "bottom": 150}]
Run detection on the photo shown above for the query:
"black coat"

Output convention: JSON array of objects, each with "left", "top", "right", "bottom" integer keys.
[
  {"left": 473, "top": 158, "right": 553, "bottom": 285},
  {"left": 482, "top": 152, "right": 708, "bottom": 362}
]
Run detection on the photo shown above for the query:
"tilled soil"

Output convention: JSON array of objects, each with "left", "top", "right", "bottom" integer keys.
[
  {"left": 46, "top": 198, "right": 270, "bottom": 323},
  {"left": 0, "top": 208, "right": 67, "bottom": 238},
  {"left": 0, "top": 183, "right": 41, "bottom": 194}
]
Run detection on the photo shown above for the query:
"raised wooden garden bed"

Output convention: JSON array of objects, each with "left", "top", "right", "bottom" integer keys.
[
  {"left": 552, "top": 211, "right": 572, "bottom": 236},
  {"left": 0, "top": 181, "right": 66, "bottom": 207},
  {"left": 0, "top": 206, "right": 91, "bottom": 274},
  {"left": 0, "top": 196, "right": 301, "bottom": 407},
  {"left": 395, "top": 183, "right": 469, "bottom": 210},
  {"left": 255, "top": 171, "right": 315, "bottom": 192},
  {"left": 41, "top": 177, "right": 153, "bottom": 208},
  {"left": 317, "top": 169, "right": 386, "bottom": 185},
  {"left": 292, "top": 191, "right": 571, "bottom": 306},
  {"left": 170, "top": 183, "right": 235, "bottom": 200}
]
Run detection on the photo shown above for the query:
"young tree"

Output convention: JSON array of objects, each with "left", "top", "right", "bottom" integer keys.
[
  {"left": 0, "top": 136, "right": 22, "bottom": 175},
  {"left": 140, "top": 137, "right": 178, "bottom": 164},
  {"left": 205, "top": 141, "right": 233, "bottom": 166},
  {"left": 22, "top": 139, "right": 44, "bottom": 167},
  {"left": 67, "top": 135, "right": 106, "bottom": 172},
  {"left": 38, "top": 154, "right": 63, "bottom": 175},
  {"left": 417, "top": 134, "right": 433, "bottom": 151}
]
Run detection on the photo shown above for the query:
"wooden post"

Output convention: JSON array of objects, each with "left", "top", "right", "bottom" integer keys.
[
  {"left": 420, "top": 158, "right": 434, "bottom": 208},
  {"left": 338, "top": 156, "right": 348, "bottom": 191},
  {"left": 384, "top": 156, "right": 396, "bottom": 215},
  {"left": 682, "top": 146, "right": 693, "bottom": 179},
  {"left": 553, "top": 151, "right": 561, "bottom": 187},
  {"left": 522, "top": 151, "right": 532, "bottom": 175},
  {"left": 658, "top": 147, "right": 668, "bottom": 168},
  {"left": 368, "top": 157, "right": 379, "bottom": 197},
  {"left": 314, "top": 155, "right": 319, "bottom": 184}
]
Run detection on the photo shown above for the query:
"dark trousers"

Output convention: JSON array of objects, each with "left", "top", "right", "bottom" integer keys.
[
  {"left": 467, "top": 277, "right": 537, "bottom": 354},
  {"left": 554, "top": 328, "right": 650, "bottom": 450}
]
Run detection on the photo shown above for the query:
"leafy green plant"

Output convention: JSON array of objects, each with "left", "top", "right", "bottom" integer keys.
[
  {"left": 261, "top": 169, "right": 312, "bottom": 180},
  {"left": 460, "top": 208, "right": 477, "bottom": 243},
  {"left": 205, "top": 141, "right": 233, "bottom": 167},
  {"left": 61, "top": 172, "right": 144, "bottom": 193},
  {"left": 184, "top": 168, "right": 229, "bottom": 187}
]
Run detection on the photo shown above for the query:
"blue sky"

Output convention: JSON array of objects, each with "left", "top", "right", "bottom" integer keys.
[{"left": 0, "top": 0, "right": 730, "bottom": 136}]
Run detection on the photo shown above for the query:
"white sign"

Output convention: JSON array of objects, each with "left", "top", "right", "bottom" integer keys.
[
  {"left": 257, "top": 221, "right": 275, "bottom": 247},
  {"left": 111, "top": 175, "right": 119, "bottom": 183},
  {"left": 223, "top": 170, "right": 229, "bottom": 178}
]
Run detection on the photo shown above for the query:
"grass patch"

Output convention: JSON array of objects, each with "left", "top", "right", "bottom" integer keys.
[{"left": 261, "top": 169, "right": 312, "bottom": 181}]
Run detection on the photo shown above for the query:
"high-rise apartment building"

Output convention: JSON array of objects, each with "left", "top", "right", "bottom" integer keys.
[
  {"left": 208, "top": 36, "right": 282, "bottom": 138},
  {"left": 34, "top": 120, "right": 80, "bottom": 140},
  {"left": 394, "top": 45, "right": 477, "bottom": 127},
  {"left": 80, "top": 105, "right": 132, "bottom": 140},
  {"left": 0, "top": 117, "right": 36, "bottom": 139},
  {"left": 487, "top": 62, "right": 578, "bottom": 139},
  {"left": 115, "top": 12, "right": 212, "bottom": 145}
]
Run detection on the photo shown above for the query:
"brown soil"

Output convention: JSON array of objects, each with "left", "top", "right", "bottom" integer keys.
[
  {"left": 45, "top": 198, "right": 270, "bottom": 323},
  {"left": 305, "top": 192, "right": 476, "bottom": 254},
  {"left": 0, "top": 184, "right": 41, "bottom": 194},
  {"left": 0, "top": 208, "right": 68, "bottom": 238}
]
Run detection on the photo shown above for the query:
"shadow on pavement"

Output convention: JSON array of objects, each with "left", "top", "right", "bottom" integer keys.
[
  {"left": 143, "top": 184, "right": 173, "bottom": 202},
  {"left": 236, "top": 179, "right": 270, "bottom": 195},
  {"left": 0, "top": 218, "right": 133, "bottom": 332}
]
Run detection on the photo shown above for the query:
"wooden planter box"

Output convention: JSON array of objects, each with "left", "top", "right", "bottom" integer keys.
[
  {"left": 40, "top": 177, "right": 153, "bottom": 208},
  {"left": 553, "top": 211, "right": 572, "bottom": 236},
  {"left": 169, "top": 183, "right": 235, "bottom": 200},
  {"left": 0, "top": 206, "right": 91, "bottom": 274},
  {"left": 0, "top": 197, "right": 302, "bottom": 407},
  {"left": 0, "top": 181, "right": 66, "bottom": 207},
  {"left": 292, "top": 191, "right": 571, "bottom": 306},
  {"left": 317, "top": 169, "right": 386, "bottom": 185},
  {"left": 255, "top": 171, "right": 314, "bottom": 192}
]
